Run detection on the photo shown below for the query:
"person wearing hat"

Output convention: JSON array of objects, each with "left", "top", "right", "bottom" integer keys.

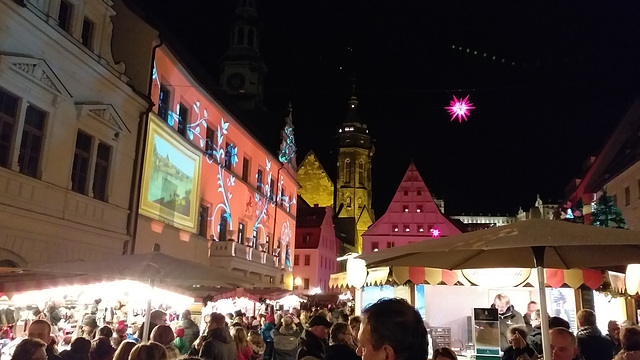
[
  {"left": 82, "top": 315, "right": 99, "bottom": 341},
  {"left": 297, "top": 316, "right": 332, "bottom": 360}
]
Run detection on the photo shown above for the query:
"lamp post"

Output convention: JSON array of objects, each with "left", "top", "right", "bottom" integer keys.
[{"left": 347, "top": 257, "right": 368, "bottom": 315}]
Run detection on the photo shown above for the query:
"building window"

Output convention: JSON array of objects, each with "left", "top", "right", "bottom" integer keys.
[
  {"left": 344, "top": 159, "right": 351, "bottom": 184},
  {"left": 403, "top": 205, "right": 409, "bottom": 212},
  {"left": 304, "top": 254, "right": 310, "bottom": 266},
  {"left": 205, "top": 127, "right": 216, "bottom": 160},
  {"left": 280, "top": 185, "right": 286, "bottom": 206},
  {"left": 392, "top": 224, "right": 398, "bottom": 232},
  {"left": 303, "top": 278, "right": 310, "bottom": 290},
  {"left": 265, "top": 235, "right": 270, "bottom": 251},
  {"left": 418, "top": 225, "right": 424, "bottom": 232},
  {"left": 81, "top": 18, "right": 94, "bottom": 48},
  {"left": 18, "top": 105, "right": 46, "bottom": 178},
  {"left": 303, "top": 234, "right": 310, "bottom": 244},
  {"left": 242, "top": 157, "right": 250, "bottom": 182},
  {"left": 71, "top": 131, "right": 92, "bottom": 195},
  {"left": 269, "top": 177, "right": 275, "bottom": 200},
  {"left": 416, "top": 205, "right": 423, "bottom": 213},
  {"left": 417, "top": 190, "right": 422, "bottom": 196},
  {"left": 294, "top": 254, "right": 299, "bottom": 266},
  {"left": 387, "top": 241, "right": 395, "bottom": 248},
  {"left": 198, "top": 205, "right": 209, "bottom": 237},
  {"left": 0, "top": 89, "right": 19, "bottom": 169},
  {"left": 177, "top": 102, "right": 188, "bottom": 136},
  {"left": 403, "top": 190, "right": 408, "bottom": 196},
  {"left": 158, "top": 85, "right": 171, "bottom": 122},
  {"left": 404, "top": 225, "right": 411, "bottom": 232},
  {"left": 371, "top": 241, "right": 379, "bottom": 251},
  {"left": 219, "top": 212, "right": 228, "bottom": 241},
  {"left": 625, "top": 186, "right": 631, "bottom": 206},
  {"left": 237, "top": 222, "right": 245, "bottom": 243},
  {"left": 236, "top": 27, "right": 244, "bottom": 46},
  {"left": 57, "top": 0, "right": 73, "bottom": 33},
  {"left": 257, "top": 167, "right": 263, "bottom": 192},
  {"left": 358, "top": 160, "right": 365, "bottom": 186},
  {"left": 92, "top": 142, "right": 111, "bottom": 201},
  {"left": 224, "top": 142, "right": 233, "bottom": 170}
]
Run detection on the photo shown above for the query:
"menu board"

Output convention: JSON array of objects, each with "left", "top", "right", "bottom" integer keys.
[{"left": 473, "top": 308, "right": 500, "bottom": 360}]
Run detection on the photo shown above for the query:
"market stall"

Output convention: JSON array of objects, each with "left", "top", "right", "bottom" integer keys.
[{"left": 202, "top": 288, "right": 306, "bottom": 317}]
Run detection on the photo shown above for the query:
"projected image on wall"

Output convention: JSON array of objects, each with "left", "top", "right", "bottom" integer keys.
[{"left": 148, "top": 135, "right": 194, "bottom": 217}]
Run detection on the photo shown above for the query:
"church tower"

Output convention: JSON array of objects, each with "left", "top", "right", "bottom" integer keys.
[
  {"left": 335, "top": 91, "right": 374, "bottom": 253},
  {"left": 220, "top": 0, "right": 267, "bottom": 111}
]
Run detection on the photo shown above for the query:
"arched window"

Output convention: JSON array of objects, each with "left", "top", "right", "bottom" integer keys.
[
  {"left": 236, "top": 27, "right": 244, "bottom": 46},
  {"left": 358, "top": 161, "right": 365, "bottom": 186},
  {"left": 247, "top": 28, "right": 255, "bottom": 47},
  {"left": 346, "top": 196, "right": 352, "bottom": 207},
  {"left": 344, "top": 159, "right": 351, "bottom": 184}
]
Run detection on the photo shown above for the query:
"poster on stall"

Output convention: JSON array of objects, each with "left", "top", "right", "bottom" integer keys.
[{"left": 473, "top": 308, "right": 500, "bottom": 360}]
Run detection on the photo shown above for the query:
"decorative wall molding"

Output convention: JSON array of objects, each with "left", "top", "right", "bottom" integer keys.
[
  {"left": 0, "top": 54, "right": 72, "bottom": 98},
  {"left": 76, "top": 102, "right": 131, "bottom": 134}
]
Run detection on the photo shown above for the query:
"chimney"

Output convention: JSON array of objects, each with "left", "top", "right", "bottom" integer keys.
[{"left": 314, "top": 204, "right": 319, "bottom": 207}]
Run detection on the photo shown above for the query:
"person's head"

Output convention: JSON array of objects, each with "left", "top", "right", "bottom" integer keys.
[
  {"left": 82, "top": 315, "right": 99, "bottom": 337},
  {"left": 577, "top": 309, "right": 597, "bottom": 328},
  {"left": 70, "top": 337, "right": 91, "bottom": 355},
  {"left": 234, "top": 327, "right": 249, "bottom": 350},
  {"left": 27, "top": 319, "right": 52, "bottom": 343},
  {"left": 113, "top": 340, "right": 137, "bottom": 360},
  {"left": 283, "top": 315, "right": 293, "bottom": 327},
  {"left": 493, "top": 294, "right": 511, "bottom": 315},
  {"left": 549, "top": 316, "right": 571, "bottom": 330},
  {"left": 530, "top": 309, "right": 542, "bottom": 328},
  {"left": 433, "top": 347, "right": 458, "bottom": 360},
  {"left": 91, "top": 336, "right": 115, "bottom": 359},
  {"left": 349, "top": 315, "right": 362, "bottom": 336},
  {"left": 527, "top": 301, "right": 538, "bottom": 315},
  {"left": 508, "top": 325, "right": 528, "bottom": 345},
  {"left": 150, "top": 309, "right": 168, "bottom": 326},
  {"left": 98, "top": 325, "right": 113, "bottom": 338},
  {"left": 128, "top": 342, "right": 168, "bottom": 360},
  {"left": 208, "top": 312, "right": 227, "bottom": 331},
  {"left": 308, "top": 315, "right": 333, "bottom": 340},
  {"left": 182, "top": 309, "right": 192, "bottom": 320},
  {"left": 331, "top": 322, "right": 354, "bottom": 345},
  {"left": 550, "top": 327, "right": 578, "bottom": 360},
  {"left": 357, "top": 298, "right": 427, "bottom": 360},
  {"left": 608, "top": 320, "right": 622, "bottom": 342},
  {"left": 150, "top": 325, "right": 175, "bottom": 346},
  {"left": 317, "top": 309, "right": 331, "bottom": 322},
  {"left": 621, "top": 326, "right": 640, "bottom": 351},
  {"left": 249, "top": 330, "right": 264, "bottom": 347},
  {"left": 11, "top": 338, "right": 47, "bottom": 360}
]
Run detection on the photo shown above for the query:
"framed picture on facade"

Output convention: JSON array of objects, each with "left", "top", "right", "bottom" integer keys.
[{"left": 140, "top": 113, "right": 202, "bottom": 232}]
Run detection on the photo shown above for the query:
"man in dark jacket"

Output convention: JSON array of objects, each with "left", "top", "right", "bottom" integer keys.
[
  {"left": 198, "top": 312, "right": 237, "bottom": 360},
  {"left": 527, "top": 310, "right": 543, "bottom": 355},
  {"left": 180, "top": 310, "right": 200, "bottom": 351},
  {"left": 576, "top": 309, "right": 614, "bottom": 360},
  {"left": 297, "top": 315, "right": 331, "bottom": 360},
  {"left": 606, "top": 320, "right": 622, "bottom": 357},
  {"left": 492, "top": 294, "right": 525, "bottom": 351}
]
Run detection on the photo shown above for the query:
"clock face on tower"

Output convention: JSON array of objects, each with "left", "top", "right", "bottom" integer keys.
[{"left": 226, "top": 72, "right": 246, "bottom": 91}]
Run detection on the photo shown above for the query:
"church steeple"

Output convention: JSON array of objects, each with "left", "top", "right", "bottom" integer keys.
[
  {"left": 220, "top": 0, "right": 267, "bottom": 111},
  {"left": 335, "top": 86, "right": 374, "bottom": 253}
]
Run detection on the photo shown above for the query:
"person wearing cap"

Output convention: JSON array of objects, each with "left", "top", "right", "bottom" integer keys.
[
  {"left": 297, "top": 316, "right": 332, "bottom": 360},
  {"left": 179, "top": 310, "right": 200, "bottom": 351},
  {"left": 82, "top": 315, "right": 99, "bottom": 340}
]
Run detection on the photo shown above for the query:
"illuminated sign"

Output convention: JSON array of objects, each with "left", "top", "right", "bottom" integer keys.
[{"left": 445, "top": 95, "right": 475, "bottom": 122}]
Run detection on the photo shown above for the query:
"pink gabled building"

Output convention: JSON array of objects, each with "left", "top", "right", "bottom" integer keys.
[
  {"left": 362, "top": 162, "right": 462, "bottom": 253},
  {"left": 293, "top": 197, "right": 340, "bottom": 294}
]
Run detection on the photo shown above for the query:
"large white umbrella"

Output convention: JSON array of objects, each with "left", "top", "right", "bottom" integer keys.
[
  {"left": 31, "top": 250, "right": 255, "bottom": 342},
  {"left": 358, "top": 219, "right": 640, "bottom": 360}
]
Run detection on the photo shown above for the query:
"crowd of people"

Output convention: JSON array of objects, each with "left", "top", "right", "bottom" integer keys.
[{"left": 10, "top": 295, "right": 640, "bottom": 360}]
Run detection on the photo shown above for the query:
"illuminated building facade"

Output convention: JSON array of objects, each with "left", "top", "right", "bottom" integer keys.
[
  {"left": 0, "top": 0, "right": 149, "bottom": 267},
  {"left": 293, "top": 199, "right": 339, "bottom": 294},
  {"left": 450, "top": 214, "right": 516, "bottom": 232},
  {"left": 135, "top": 46, "right": 297, "bottom": 288},
  {"left": 361, "top": 163, "right": 462, "bottom": 253}
]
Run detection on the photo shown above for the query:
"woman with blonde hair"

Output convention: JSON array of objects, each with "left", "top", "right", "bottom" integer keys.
[
  {"left": 113, "top": 340, "right": 136, "bottom": 360},
  {"left": 234, "top": 327, "right": 253, "bottom": 360},
  {"left": 128, "top": 342, "right": 168, "bottom": 360}
]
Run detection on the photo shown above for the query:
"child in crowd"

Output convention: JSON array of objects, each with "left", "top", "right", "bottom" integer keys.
[{"left": 249, "top": 330, "right": 265, "bottom": 360}]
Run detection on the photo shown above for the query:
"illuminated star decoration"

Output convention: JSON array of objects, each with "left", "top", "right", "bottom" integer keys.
[
  {"left": 430, "top": 228, "right": 441, "bottom": 238},
  {"left": 445, "top": 95, "right": 475, "bottom": 122}
]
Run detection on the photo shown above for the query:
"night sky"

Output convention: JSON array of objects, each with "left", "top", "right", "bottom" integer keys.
[{"left": 133, "top": 0, "right": 640, "bottom": 216}]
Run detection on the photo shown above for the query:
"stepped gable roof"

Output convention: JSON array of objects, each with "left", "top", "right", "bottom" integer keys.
[{"left": 363, "top": 162, "right": 462, "bottom": 237}]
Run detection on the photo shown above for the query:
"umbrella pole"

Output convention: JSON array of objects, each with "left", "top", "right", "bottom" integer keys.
[
  {"left": 142, "top": 279, "right": 155, "bottom": 343},
  {"left": 533, "top": 247, "right": 552, "bottom": 360}
]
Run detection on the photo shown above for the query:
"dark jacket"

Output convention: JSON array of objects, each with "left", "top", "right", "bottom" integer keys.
[
  {"left": 502, "top": 344, "right": 537, "bottom": 360},
  {"left": 199, "top": 327, "right": 238, "bottom": 360},
  {"left": 605, "top": 334, "right": 622, "bottom": 358},
  {"left": 47, "top": 346, "right": 64, "bottom": 360},
  {"left": 527, "top": 326, "right": 543, "bottom": 355},
  {"left": 297, "top": 329, "right": 327, "bottom": 360},
  {"left": 271, "top": 324, "right": 302, "bottom": 360},
  {"left": 59, "top": 350, "right": 88, "bottom": 360},
  {"left": 325, "top": 343, "right": 359, "bottom": 360},
  {"left": 491, "top": 304, "right": 525, "bottom": 351},
  {"left": 180, "top": 318, "right": 200, "bottom": 350},
  {"left": 577, "top": 326, "right": 614, "bottom": 360}
]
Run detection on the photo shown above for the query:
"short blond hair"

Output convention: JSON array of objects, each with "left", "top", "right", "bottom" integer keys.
[
  {"left": 550, "top": 327, "right": 577, "bottom": 347},
  {"left": 577, "top": 309, "right": 597, "bottom": 327}
]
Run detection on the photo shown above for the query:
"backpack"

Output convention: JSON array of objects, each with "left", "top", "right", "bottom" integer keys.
[{"left": 273, "top": 334, "right": 298, "bottom": 351}]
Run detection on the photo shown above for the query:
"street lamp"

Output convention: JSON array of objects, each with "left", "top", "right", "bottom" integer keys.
[{"left": 347, "top": 257, "right": 368, "bottom": 315}]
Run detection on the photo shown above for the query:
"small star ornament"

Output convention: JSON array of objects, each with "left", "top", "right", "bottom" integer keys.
[{"left": 445, "top": 95, "right": 475, "bottom": 122}]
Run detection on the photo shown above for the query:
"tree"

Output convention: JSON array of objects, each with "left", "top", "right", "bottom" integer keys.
[{"left": 592, "top": 189, "right": 627, "bottom": 229}]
